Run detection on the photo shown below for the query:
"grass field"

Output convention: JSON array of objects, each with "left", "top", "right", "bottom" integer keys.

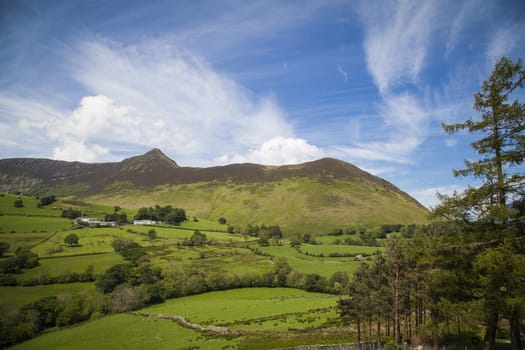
[
  {"left": 258, "top": 245, "right": 362, "bottom": 277},
  {"left": 87, "top": 177, "right": 429, "bottom": 234},
  {"left": 0, "top": 194, "right": 389, "bottom": 350},
  {"left": 0, "top": 282, "right": 96, "bottom": 307},
  {"left": 0, "top": 215, "right": 71, "bottom": 234},
  {"left": 9, "top": 313, "right": 241, "bottom": 350},
  {"left": 20, "top": 253, "right": 125, "bottom": 281},
  {"left": 144, "top": 288, "right": 338, "bottom": 330},
  {"left": 10, "top": 288, "right": 350, "bottom": 350},
  {"left": 299, "top": 244, "right": 384, "bottom": 257}
]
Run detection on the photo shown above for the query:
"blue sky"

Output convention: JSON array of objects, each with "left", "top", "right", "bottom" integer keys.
[{"left": 1, "top": 0, "right": 524, "bottom": 208}]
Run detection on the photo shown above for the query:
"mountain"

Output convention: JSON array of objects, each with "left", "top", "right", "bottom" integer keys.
[{"left": 0, "top": 149, "right": 428, "bottom": 232}]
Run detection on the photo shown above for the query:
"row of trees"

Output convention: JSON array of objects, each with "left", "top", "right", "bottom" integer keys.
[
  {"left": 134, "top": 205, "right": 187, "bottom": 225},
  {"left": 338, "top": 57, "right": 525, "bottom": 350}
]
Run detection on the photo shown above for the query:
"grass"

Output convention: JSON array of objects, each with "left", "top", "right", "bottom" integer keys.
[
  {"left": 299, "top": 244, "right": 384, "bottom": 257},
  {"left": 20, "top": 253, "right": 125, "bottom": 281},
  {"left": 258, "top": 245, "right": 362, "bottom": 277},
  {"left": 86, "top": 178, "right": 429, "bottom": 234},
  {"left": 0, "top": 215, "right": 71, "bottom": 234},
  {"left": 7, "top": 288, "right": 351, "bottom": 350},
  {"left": 9, "top": 313, "right": 242, "bottom": 350},
  {"left": 0, "top": 282, "right": 96, "bottom": 307},
  {"left": 143, "top": 288, "right": 338, "bottom": 330}
]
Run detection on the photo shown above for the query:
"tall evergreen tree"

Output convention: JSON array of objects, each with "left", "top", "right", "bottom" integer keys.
[{"left": 433, "top": 57, "right": 525, "bottom": 350}]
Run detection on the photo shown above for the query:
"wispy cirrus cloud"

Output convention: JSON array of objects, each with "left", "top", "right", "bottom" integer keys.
[
  {"left": 7, "top": 38, "right": 326, "bottom": 165},
  {"left": 359, "top": 0, "right": 438, "bottom": 95}
]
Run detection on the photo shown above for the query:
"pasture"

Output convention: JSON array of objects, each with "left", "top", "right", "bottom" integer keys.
[
  {"left": 10, "top": 288, "right": 351, "bottom": 350},
  {"left": 258, "top": 245, "right": 362, "bottom": 277}
]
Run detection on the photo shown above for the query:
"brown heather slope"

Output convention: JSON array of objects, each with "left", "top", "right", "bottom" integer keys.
[{"left": 0, "top": 149, "right": 428, "bottom": 230}]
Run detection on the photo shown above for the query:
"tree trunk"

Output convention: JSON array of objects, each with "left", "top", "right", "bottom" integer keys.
[
  {"left": 394, "top": 270, "right": 400, "bottom": 344},
  {"left": 377, "top": 320, "right": 381, "bottom": 346},
  {"left": 510, "top": 311, "right": 522, "bottom": 350},
  {"left": 484, "top": 312, "right": 498, "bottom": 350},
  {"left": 357, "top": 318, "right": 361, "bottom": 350}
]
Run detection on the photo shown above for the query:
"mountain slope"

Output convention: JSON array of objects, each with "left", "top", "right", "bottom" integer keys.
[{"left": 0, "top": 149, "right": 428, "bottom": 232}]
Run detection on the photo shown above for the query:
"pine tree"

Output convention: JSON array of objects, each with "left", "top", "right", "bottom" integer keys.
[{"left": 434, "top": 57, "right": 525, "bottom": 350}]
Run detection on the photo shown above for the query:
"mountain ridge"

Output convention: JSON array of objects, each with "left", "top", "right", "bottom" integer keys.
[{"left": 0, "top": 149, "right": 428, "bottom": 231}]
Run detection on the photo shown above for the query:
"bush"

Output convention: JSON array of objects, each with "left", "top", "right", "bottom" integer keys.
[
  {"left": 38, "top": 195, "right": 56, "bottom": 207},
  {"left": 14, "top": 199, "right": 23, "bottom": 208},
  {"left": 61, "top": 208, "right": 81, "bottom": 219}
]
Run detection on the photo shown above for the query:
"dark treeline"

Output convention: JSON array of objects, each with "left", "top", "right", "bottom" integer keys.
[
  {"left": 339, "top": 56, "right": 525, "bottom": 350},
  {"left": 134, "top": 205, "right": 187, "bottom": 225}
]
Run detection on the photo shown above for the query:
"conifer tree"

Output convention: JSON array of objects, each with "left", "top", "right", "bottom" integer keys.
[{"left": 434, "top": 57, "right": 525, "bottom": 350}]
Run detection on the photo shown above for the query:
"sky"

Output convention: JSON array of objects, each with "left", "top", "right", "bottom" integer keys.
[{"left": 1, "top": 0, "right": 525, "bottom": 208}]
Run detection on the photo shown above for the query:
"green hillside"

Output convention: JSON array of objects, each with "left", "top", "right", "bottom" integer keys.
[
  {"left": 0, "top": 150, "right": 429, "bottom": 233},
  {"left": 87, "top": 177, "right": 428, "bottom": 234}
]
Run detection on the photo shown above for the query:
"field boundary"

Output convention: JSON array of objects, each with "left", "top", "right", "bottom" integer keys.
[
  {"left": 38, "top": 251, "right": 114, "bottom": 260},
  {"left": 131, "top": 312, "right": 233, "bottom": 335}
]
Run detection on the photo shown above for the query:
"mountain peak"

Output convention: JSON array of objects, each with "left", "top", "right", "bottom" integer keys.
[{"left": 134, "top": 148, "right": 179, "bottom": 167}]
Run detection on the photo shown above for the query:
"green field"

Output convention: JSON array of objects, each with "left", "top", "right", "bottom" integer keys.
[
  {"left": 0, "top": 194, "right": 393, "bottom": 349},
  {"left": 144, "top": 288, "right": 339, "bottom": 331},
  {"left": 87, "top": 178, "right": 429, "bottom": 234},
  {"left": 10, "top": 288, "right": 350, "bottom": 350},
  {"left": 258, "top": 245, "right": 362, "bottom": 277},
  {"left": 9, "top": 313, "right": 239, "bottom": 350},
  {"left": 0, "top": 282, "right": 96, "bottom": 307},
  {"left": 299, "top": 244, "right": 384, "bottom": 257}
]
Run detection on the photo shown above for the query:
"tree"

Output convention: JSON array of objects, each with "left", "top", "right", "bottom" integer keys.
[
  {"left": 436, "top": 57, "right": 525, "bottom": 224},
  {"left": 184, "top": 230, "right": 207, "bottom": 246},
  {"left": 63, "top": 233, "right": 79, "bottom": 247},
  {"left": 14, "top": 199, "right": 23, "bottom": 208},
  {"left": 61, "top": 208, "right": 81, "bottom": 219},
  {"left": 434, "top": 57, "right": 525, "bottom": 350},
  {"left": 218, "top": 217, "right": 227, "bottom": 225},
  {"left": 95, "top": 264, "right": 132, "bottom": 293},
  {"left": 165, "top": 208, "right": 187, "bottom": 225},
  {"left": 148, "top": 229, "right": 157, "bottom": 240},
  {"left": 38, "top": 195, "right": 56, "bottom": 207},
  {"left": 0, "top": 242, "right": 9, "bottom": 257}
]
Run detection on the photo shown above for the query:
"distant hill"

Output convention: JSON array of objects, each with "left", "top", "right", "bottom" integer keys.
[{"left": 0, "top": 149, "right": 428, "bottom": 232}]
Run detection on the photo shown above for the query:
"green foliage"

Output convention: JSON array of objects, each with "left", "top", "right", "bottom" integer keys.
[
  {"left": 182, "top": 230, "right": 207, "bottom": 246},
  {"left": 63, "top": 233, "right": 79, "bottom": 247},
  {"left": 147, "top": 228, "right": 156, "bottom": 240},
  {"left": 61, "top": 207, "right": 82, "bottom": 219},
  {"left": 95, "top": 264, "right": 132, "bottom": 294},
  {"left": 14, "top": 199, "right": 24, "bottom": 208},
  {"left": 0, "top": 241, "right": 9, "bottom": 257},
  {"left": 432, "top": 57, "right": 525, "bottom": 350},
  {"left": 218, "top": 217, "right": 227, "bottom": 224},
  {"left": 104, "top": 212, "right": 128, "bottom": 225},
  {"left": 134, "top": 205, "right": 186, "bottom": 225},
  {"left": 38, "top": 195, "right": 56, "bottom": 207},
  {"left": 0, "top": 248, "right": 39, "bottom": 274}
]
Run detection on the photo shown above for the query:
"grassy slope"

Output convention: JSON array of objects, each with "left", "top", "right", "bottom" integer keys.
[
  {"left": 0, "top": 283, "right": 96, "bottom": 307},
  {"left": 11, "top": 288, "right": 347, "bottom": 350},
  {"left": 87, "top": 178, "right": 429, "bottom": 234},
  {"left": 9, "top": 313, "right": 238, "bottom": 350}
]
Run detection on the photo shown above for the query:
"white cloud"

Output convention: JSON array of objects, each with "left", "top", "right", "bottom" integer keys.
[
  {"left": 218, "top": 136, "right": 325, "bottom": 165},
  {"left": 28, "top": 38, "right": 293, "bottom": 164},
  {"left": 486, "top": 24, "right": 524, "bottom": 64},
  {"left": 409, "top": 184, "right": 466, "bottom": 209},
  {"left": 337, "top": 65, "right": 348, "bottom": 83},
  {"left": 337, "top": 93, "right": 429, "bottom": 164},
  {"left": 359, "top": 1, "right": 438, "bottom": 94}
]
